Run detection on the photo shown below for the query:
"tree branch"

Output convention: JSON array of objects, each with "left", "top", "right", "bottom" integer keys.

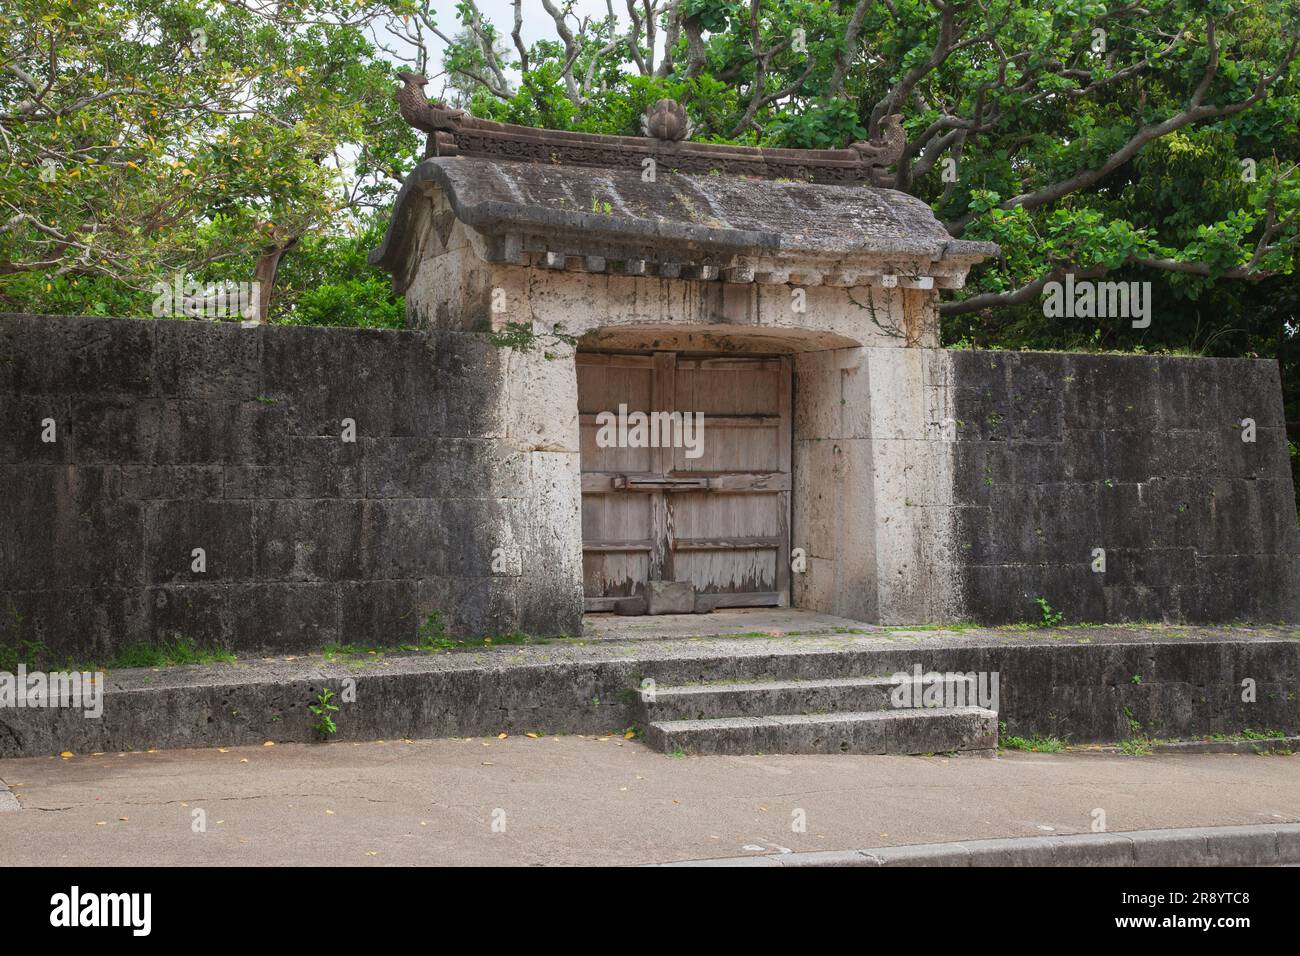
[{"left": 947, "top": 25, "right": 1300, "bottom": 234}]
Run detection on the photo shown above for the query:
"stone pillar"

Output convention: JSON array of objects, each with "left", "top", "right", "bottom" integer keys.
[{"left": 500, "top": 338, "right": 585, "bottom": 635}]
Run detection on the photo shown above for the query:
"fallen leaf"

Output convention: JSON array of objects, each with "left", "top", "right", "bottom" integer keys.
[
  {"left": 497, "top": 733, "right": 508, "bottom": 739},
  {"left": 262, "top": 741, "right": 275, "bottom": 747},
  {"left": 59, "top": 752, "right": 74, "bottom": 759},
  {"left": 525, "top": 732, "right": 539, "bottom": 739}
]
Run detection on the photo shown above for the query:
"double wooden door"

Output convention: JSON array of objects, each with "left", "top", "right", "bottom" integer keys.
[{"left": 578, "top": 351, "right": 791, "bottom": 613}]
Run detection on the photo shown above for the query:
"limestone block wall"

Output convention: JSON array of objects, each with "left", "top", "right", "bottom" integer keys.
[
  {"left": 0, "top": 314, "right": 581, "bottom": 662},
  {"left": 793, "top": 346, "right": 1298, "bottom": 626},
  {"left": 3, "top": 313, "right": 1292, "bottom": 662},
  {"left": 944, "top": 351, "right": 1300, "bottom": 624}
]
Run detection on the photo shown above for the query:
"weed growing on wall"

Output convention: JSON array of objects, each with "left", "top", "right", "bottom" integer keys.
[{"left": 309, "top": 688, "right": 339, "bottom": 740}]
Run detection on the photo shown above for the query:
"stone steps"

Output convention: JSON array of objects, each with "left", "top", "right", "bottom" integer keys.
[
  {"left": 641, "top": 674, "right": 976, "bottom": 721},
  {"left": 637, "top": 673, "right": 996, "bottom": 756},
  {"left": 644, "top": 707, "right": 997, "bottom": 756}
]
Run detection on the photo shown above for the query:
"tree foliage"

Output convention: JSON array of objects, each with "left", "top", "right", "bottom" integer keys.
[
  {"left": 3, "top": 1, "right": 1298, "bottom": 443},
  {"left": 0, "top": 0, "right": 416, "bottom": 321},
  {"left": 432, "top": 0, "right": 1300, "bottom": 438}
]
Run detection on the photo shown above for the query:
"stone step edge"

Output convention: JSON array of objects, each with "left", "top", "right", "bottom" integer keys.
[
  {"left": 645, "top": 674, "right": 973, "bottom": 698},
  {"left": 655, "top": 823, "right": 1300, "bottom": 867},
  {"left": 649, "top": 706, "right": 997, "bottom": 733}
]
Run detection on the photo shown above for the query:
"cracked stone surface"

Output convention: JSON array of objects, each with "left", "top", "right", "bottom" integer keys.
[{"left": 0, "top": 739, "right": 1297, "bottom": 865}]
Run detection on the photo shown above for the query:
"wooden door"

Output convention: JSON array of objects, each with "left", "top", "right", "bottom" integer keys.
[{"left": 578, "top": 351, "right": 791, "bottom": 613}]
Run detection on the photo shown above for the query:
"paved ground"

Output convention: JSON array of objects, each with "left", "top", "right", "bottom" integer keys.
[{"left": 2, "top": 737, "right": 1297, "bottom": 866}]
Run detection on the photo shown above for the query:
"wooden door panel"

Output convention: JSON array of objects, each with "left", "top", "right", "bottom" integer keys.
[
  {"left": 578, "top": 354, "right": 656, "bottom": 475},
  {"left": 674, "top": 358, "right": 784, "bottom": 416},
  {"left": 578, "top": 351, "right": 791, "bottom": 611},
  {"left": 673, "top": 422, "right": 782, "bottom": 474},
  {"left": 579, "top": 418, "right": 656, "bottom": 473},
  {"left": 672, "top": 491, "right": 781, "bottom": 538},
  {"left": 582, "top": 552, "right": 649, "bottom": 604},
  {"left": 674, "top": 550, "right": 778, "bottom": 596},
  {"left": 671, "top": 489, "right": 781, "bottom": 598},
  {"left": 581, "top": 490, "right": 654, "bottom": 545}
]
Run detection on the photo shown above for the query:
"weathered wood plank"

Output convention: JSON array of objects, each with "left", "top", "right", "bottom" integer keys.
[{"left": 674, "top": 536, "right": 783, "bottom": 551}]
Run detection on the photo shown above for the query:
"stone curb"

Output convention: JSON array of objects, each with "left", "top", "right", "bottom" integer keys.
[
  {"left": 1152, "top": 737, "right": 1299, "bottom": 755},
  {"left": 1073, "top": 737, "right": 1300, "bottom": 756},
  {"left": 657, "top": 824, "right": 1300, "bottom": 867}
]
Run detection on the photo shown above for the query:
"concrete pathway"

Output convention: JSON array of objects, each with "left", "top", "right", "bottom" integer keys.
[{"left": 2, "top": 737, "right": 1297, "bottom": 866}]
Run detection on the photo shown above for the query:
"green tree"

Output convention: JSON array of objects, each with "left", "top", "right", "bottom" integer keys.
[
  {"left": 0, "top": 0, "right": 419, "bottom": 318},
  {"left": 433, "top": 0, "right": 1300, "bottom": 456}
]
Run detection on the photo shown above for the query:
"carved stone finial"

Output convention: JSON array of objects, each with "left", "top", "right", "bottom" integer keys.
[
  {"left": 641, "top": 99, "right": 692, "bottom": 142},
  {"left": 849, "top": 114, "right": 906, "bottom": 184},
  {"left": 396, "top": 71, "right": 469, "bottom": 158}
]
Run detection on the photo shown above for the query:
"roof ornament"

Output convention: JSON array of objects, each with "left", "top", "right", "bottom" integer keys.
[
  {"left": 390, "top": 74, "right": 901, "bottom": 184},
  {"left": 850, "top": 114, "right": 906, "bottom": 177},
  {"left": 396, "top": 71, "right": 466, "bottom": 157},
  {"left": 641, "top": 99, "right": 693, "bottom": 143}
]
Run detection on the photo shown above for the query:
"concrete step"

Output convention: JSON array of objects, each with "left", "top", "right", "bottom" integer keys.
[
  {"left": 638, "top": 673, "right": 978, "bottom": 722},
  {"left": 645, "top": 706, "right": 998, "bottom": 756}
]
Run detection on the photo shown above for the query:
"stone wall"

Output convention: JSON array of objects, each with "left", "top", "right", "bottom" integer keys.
[
  {"left": 2, "top": 314, "right": 1294, "bottom": 663},
  {"left": 0, "top": 313, "right": 582, "bottom": 662},
  {"left": 945, "top": 351, "right": 1299, "bottom": 624}
]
